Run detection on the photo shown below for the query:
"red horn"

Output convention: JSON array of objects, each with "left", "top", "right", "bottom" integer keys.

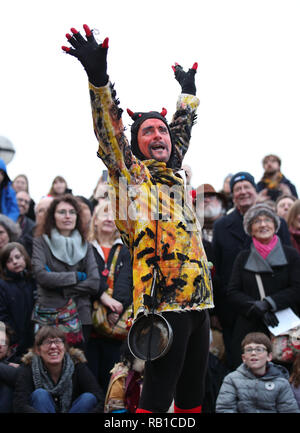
[
  {"left": 126, "top": 108, "right": 134, "bottom": 118},
  {"left": 161, "top": 107, "right": 167, "bottom": 117}
]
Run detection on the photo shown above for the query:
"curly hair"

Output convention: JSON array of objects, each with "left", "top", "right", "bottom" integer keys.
[{"left": 34, "top": 194, "right": 86, "bottom": 241}]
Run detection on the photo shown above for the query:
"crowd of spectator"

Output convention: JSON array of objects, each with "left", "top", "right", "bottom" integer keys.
[{"left": 0, "top": 153, "right": 300, "bottom": 413}]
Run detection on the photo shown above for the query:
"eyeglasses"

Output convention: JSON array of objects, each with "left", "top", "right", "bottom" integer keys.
[
  {"left": 244, "top": 346, "right": 267, "bottom": 354},
  {"left": 252, "top": 217, "right": 274, "bottom": 226},
  {"left": 55, "top": 209, "right": 77, "bottom": 216},
  {"left": 41, "top": 338, "right": 64, "bottom": 348}
]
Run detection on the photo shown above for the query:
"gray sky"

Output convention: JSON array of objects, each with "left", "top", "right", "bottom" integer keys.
[{"left": 1, "top": 0, "right": 299, "bottom": 202}]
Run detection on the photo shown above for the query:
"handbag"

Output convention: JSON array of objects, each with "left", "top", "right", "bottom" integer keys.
[
  {"left": 32, "top": 298, "right": 83, "bottom": 345},
  {"left": 92, "top": 245, "right": 132, "bottom": 340},
  {"left": 255, "top": 273, "right": 300, "bottom": 363}
]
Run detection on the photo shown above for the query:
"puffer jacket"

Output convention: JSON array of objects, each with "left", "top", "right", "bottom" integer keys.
[
  {"left": 216, "top": 362, "right": 300, "bottom": 413},
  {"left": 32, "top": 236, "right": 100, "bottom": 325},
  {"left": 13, "top": 348, "right": 104, "bottom": 413},
  {"left": 89, "top": 82, "right": 214, "bottom": 318},
  {"left": 0, "top": 158, "right": 19, "bottom": 222}
]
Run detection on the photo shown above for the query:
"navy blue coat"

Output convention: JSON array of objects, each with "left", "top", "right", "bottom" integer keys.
[
  {"left": 212, "top": 208, "right": 292, "bottom": 327},
  {"left": 0, "top": 272, "right": 36, "bottom": 356}
]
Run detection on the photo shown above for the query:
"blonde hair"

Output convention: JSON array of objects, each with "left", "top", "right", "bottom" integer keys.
[{"left": 88, "top": 201, "right": 119, "bottom": 243}]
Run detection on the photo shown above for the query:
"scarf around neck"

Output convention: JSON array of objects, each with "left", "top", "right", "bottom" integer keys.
[
  {"left": 31, "top": 352, "right": 74, "bottom": 413},
  {"left": 253, "top": 234, "right": 278, "bottom": 259},
  {"left": 43, "top": 228, "right": 88, "bottom": 265}
]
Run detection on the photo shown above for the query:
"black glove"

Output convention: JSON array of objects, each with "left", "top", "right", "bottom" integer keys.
[
  {"left": 247, "top": 299, "right": 270, "bottom": 319},
  {"left": 262, "top": 311, "right": 279, "bottom": 328},
  {"left": 172, "top": 62, "right": 198, "bottom": 95},
  {"left": 62, "top": 24, "right": 109, "bottom": 87}
]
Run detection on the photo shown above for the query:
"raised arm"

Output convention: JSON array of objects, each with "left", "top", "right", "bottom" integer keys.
[{"left": 169, "top": 63, "right": 200, "bottom": 169}]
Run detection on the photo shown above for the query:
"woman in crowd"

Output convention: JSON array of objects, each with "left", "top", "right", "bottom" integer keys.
[
  {"left": 0, "top": 215, "right": 21, "bottom": 251},
  {"left": 287, "top": 199, "right": 300, "bottom": 254},
  {"left": 13, "top": 326, "right": 104, "bottom": 413},
  {"left": 275, "top": 194, "right": 297, "bottom": 222},
  {"left": 0, "top": 243, "right": 36, "bottom": 358},
  {"left": 31, "top": 194, "right": 100, "bottom": 350},
  {"left": 86, "top": 201, "right": 132, "bottom": 393},
  {"left": 47, "top": 175, "right": 72, "bottom": 198},
  {"left": 12, "top": 174, "right": 36, "bottom": 221},
  {"left": 227, "top": 203, "right": 300, "bottom": 368}
]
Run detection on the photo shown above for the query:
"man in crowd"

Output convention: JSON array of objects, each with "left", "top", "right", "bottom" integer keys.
[
  {"left": 62, "top": 24, "right": 213, "bottom": 413},
  {"left": 195, "top": 184, "right": 226, "bottom": 243},
  {"left": 257, "top": 154, "right": 298, "bottom": 202}
]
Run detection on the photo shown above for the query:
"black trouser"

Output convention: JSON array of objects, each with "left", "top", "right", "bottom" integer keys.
[{"left": 139, "top": 310, "right": 210, "bottom": 412}]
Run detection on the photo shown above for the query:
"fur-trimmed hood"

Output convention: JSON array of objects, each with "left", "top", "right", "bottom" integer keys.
[{"left": 21, "top": 347, "right": 87, "bottom": 366}]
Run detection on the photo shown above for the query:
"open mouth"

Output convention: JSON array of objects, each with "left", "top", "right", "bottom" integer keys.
[{"left": 150, "top": 143, "right": 166, "bottom": 151}]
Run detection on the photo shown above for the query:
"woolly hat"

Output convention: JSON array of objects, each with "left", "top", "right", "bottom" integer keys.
[
  {"left": 243, "top": 203, "right": 281, "bottom": 236},
  {"left": 127, "top": 108, "right": 176, "bottom": 168},
  {"left": 230, "top": 172, "right": 256, "bottom": 193}
]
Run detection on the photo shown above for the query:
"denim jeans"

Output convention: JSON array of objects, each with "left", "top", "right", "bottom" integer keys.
[{"left": 31, "top": 388, "right": 97, "bottom": 413}]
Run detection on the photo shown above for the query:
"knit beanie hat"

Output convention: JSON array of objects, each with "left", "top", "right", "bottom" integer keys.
[
  {"left": 243, "top": 203, "right": 281, "bottom": 236},
  {"left": 127, "top": 108, "right": 176, "bottom": 168},
  {"left": 230, "top": 172, "right": 256, "bottom": 193}
]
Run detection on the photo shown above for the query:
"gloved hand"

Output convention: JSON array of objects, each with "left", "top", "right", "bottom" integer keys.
[
  {"left": 62, "top": 24, "right": 109, "bottom": 87},
  {"left": 172, "top": 62, "right": 198, "bottom": 95},
  {"left": 262, "top": 311, "right": 279, "bottom": 328},
  {"left": 77, "top": 272, "right": 87, "bottom": 281},
  {"left": 247, "top": 299, "right": 270, "bottom": 319}
]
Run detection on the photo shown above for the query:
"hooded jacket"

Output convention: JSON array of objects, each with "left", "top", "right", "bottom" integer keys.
[
  {"left": 89, "top": 82, "right": 213, "bottom": 318},
  {"left": 0, "top": 159, "right": 19, "bottom": 222},
  {"left": 13, "top": 347, "right": 104, "bottom": 413},
  {"left": 216, "top": 361, "right": 300, "bottom": 413}
]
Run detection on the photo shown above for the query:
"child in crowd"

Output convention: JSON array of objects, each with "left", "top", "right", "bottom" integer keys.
[
  {"left": 104, "top": 341, "right": 144, "bottom": 413},
  {"left": 216, "top": 332, "right": 299, "bottom": 413}
]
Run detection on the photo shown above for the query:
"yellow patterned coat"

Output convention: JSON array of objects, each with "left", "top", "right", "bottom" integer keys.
[{"left": 89, "top": 82, "right": 214, "bottom": 319}]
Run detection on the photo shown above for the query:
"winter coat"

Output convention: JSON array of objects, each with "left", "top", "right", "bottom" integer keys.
[
  {"left": 0, "top": 159, "right": 19, "bottom": 222},
  {"left": 0, "top": 272, "right": 36, "bottom": 356},
  {"left": 89, "top": 82, "right": 213, "bottom": 318},
  {"left": 212, "top": 208, "right": 291, "bottom": 327},
  {"left": 227, "top": 240, "right": 300, "bottom": 318},
  {"left": 91, "top": 239, "right": 133, "bottom": 310},
  {"left": 227, "top": 240, "right": 300, "bottom": 368},
  {"left": 291, "top": 384, "right": 300, "bottom": 409},
  {"left": 32, "top": 236, "right": 100, "bottom": 325},
  {"left": 13, "top": 348, "right": 104, "bottom": 413},
  {"left": 216, "top": 361, "right": 300, "bottom": 413}
]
